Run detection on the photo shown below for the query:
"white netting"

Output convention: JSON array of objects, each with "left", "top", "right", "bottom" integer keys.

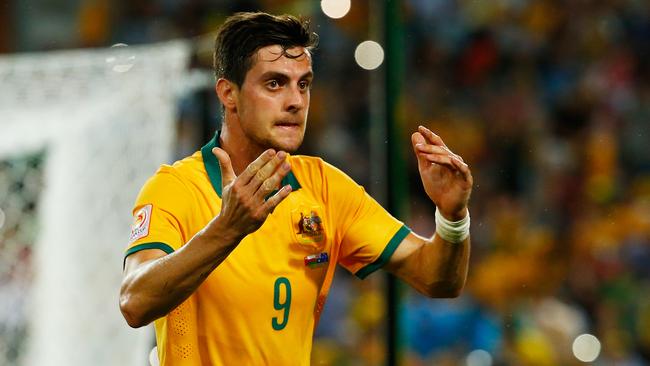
[
  {"left": 0, "top": 40, "right": 190, "bottom": 366},
  {"left": 0, "top": 153, "right": 42, "bottom": 365}
]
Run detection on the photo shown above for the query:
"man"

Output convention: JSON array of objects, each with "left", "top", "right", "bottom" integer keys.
[{"left": 119, "top": 12, "right": 472, "bottom": 365}]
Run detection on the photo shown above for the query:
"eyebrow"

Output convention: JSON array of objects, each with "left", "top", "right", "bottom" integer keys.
[{"left": 259, "top": 70, "right": 313, "bottom": 82}]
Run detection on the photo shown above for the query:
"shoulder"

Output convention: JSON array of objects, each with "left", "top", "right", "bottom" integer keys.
[
  {"left": 141, "top": 151, "right": 204, "bottom": 196},
  {"left": 289, "top": 154, "right": 348, "bottom": 180},
  {"left": 167, "top": 150, "right": 205, "bottom": 181},
  {"left": 289, "top": 154, "right": 361, "bottom": 195},
  {"left": 289, "top": 155, "right": 352, "bottom": 177}
]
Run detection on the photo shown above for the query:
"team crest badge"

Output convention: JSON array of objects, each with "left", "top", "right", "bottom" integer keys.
[
  {"left": 291, "top": 207, "right": 325, "bottom": 249},
  {"left": 129, "top": 204, "right": 152, "bottom": 243}
]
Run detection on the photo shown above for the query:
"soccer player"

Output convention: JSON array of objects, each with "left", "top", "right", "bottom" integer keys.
[{"left": 119, "top": 12, "right": 472, "bottom": 365}]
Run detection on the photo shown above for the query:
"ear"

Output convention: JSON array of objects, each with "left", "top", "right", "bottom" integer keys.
[{"left": 216, "top": 78, "right": 238, "bottom": 112}]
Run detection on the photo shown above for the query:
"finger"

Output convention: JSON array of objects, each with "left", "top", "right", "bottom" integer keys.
[
  {"left": 420, "top": 152, "right": 458, "bottom": 170},
  {"left": 451, "top": 156, "right": 472, "bottom": 181},
  {"left": 412, "top": 132, "right": 431, "bottom": 167},
  {"left": 262, "top": 184, "right": 293, "bottom": 213},
  {"left": 440, "top": 145, "right": 463, "bottom": 162},
  {"left": 238, "top": 149, "right": 276, "bottom": 185},
  {"left": 418, "top": 125, "right": 447, "bottom": 147},
  {"left": 248, "top": 151, "right": 288, "bottom": 192},
  {"left": 254, "top": 160, "right": 291, "bottom": 201},
  {"left": 212, "top": 147, "right": 236, "bottom": 187},
  {"left": 415, "top": 143, "right": 452, "bottom": 156},
  {"left": 417, "top": 143, "right": 464, "bottom": 163},
  {"left": 411, "top": 131, "right": 426, "bottom": 147}
]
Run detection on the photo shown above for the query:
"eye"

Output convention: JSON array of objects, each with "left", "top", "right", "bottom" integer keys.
[
  {"left": 267, "top": 80, "right": 279, "bottom": 89},
  {"left": 298, "top": 80, "right": 310, "bottom": 90}
]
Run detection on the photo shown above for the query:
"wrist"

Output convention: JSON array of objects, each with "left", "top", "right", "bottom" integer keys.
[
  {"left": 435, "top": 207, "right": 470, "bottom": 243},
  {"left": 437, "top": 207, "right": 468, "bottom": 222},
  {"left": 203, "top": 216, "right": 245, "bottom": 248}
]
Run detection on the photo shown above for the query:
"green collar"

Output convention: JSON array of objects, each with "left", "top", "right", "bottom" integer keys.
[{"left": 201, "top": 131, "right": 301, "bottom": 198}]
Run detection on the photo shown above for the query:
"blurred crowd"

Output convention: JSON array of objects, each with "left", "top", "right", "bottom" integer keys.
[
  {"left": 399, "top": 0, "right": 650, "bottom": 364},
  {"left": 2, "top": 0, "right": 650, "bottom": 365}
]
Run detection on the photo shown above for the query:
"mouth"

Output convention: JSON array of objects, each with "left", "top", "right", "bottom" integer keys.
[{"left": 274, "top": 121, "right": 302, "bottom": 129}]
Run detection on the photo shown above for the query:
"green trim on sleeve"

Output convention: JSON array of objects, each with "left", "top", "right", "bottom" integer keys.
[
  {"left": 123, "top": 242, "right": 175, "bottom": 268},
  {"left": 125, "top": 242, "right": 175, "bottom": 257},
  {"left": 355, "top": 225, "right": 411, "bottom": 279}
]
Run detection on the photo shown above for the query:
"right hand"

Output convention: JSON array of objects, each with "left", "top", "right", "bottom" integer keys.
[{"left": 210, "top": 147, "right": 293, "bottom": 241}]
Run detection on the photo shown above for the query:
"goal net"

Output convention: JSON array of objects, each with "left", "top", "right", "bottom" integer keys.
[{"left": 0, "top": 40, "right": 190, "bottom": 366}]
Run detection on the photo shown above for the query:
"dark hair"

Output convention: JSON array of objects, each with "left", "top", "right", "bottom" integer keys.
[{"left": 213, "top": 12, "right": 318, "bottom": 86}]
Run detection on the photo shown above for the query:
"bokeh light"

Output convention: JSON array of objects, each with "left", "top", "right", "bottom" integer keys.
[
  {"left": 149, "top": 346, "right": 159, "bottom": 366},
  {"left": 572, "top": 334, "right": 601, "bottom": 362},
  {"left": 466, "top": 349, "right": 493, "bottom": 366},
  {"left": 354, "top": 40, "right": 384, "bottom": 70},
  {"left": 320, "top": 0, "right": 351, "bottom": 19},
  {"left": 105, "top": 43, "right": 136, "bottom": 73}
]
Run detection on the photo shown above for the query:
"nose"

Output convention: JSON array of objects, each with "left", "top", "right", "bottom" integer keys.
[{"left": 285, "top": 85, "right": 306, "bottom": 113}]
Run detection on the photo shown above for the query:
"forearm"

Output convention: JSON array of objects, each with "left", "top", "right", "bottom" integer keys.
[
  {"left": 387, "top": 225, "right": 471, "bottom": 298},
  {"left": 398, "top": 233, "right": 470, "bottom": 297},
  {"left": 427, "top": 234, "right": 470, "bottom": 295},
  {"left": 120, "top": 218, "right": 243, "bottom": 327}
]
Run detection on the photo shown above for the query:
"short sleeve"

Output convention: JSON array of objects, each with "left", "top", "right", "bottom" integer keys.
[
  {"left": 324, "top": 163, "right": 411, "bottom": 279},
  {"left": 124, "top": 167, "right": 192, "bottom": 260}
]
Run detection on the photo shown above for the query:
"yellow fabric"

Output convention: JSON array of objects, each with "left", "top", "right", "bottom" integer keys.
[{"left": 126, "top": 146, "right": 407, "bottom": 365}]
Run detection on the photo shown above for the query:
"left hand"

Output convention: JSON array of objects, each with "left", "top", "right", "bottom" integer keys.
[{"left": 412, "top": 125, "right": 473, "bottom": 221}]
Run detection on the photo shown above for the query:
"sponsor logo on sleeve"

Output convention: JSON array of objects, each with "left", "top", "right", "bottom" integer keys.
[{"left": 129, "top": 204, "right": 152, "bottom": 243}]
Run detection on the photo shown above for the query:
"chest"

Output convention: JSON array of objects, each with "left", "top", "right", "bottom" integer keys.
[{"left": 194, "top": 190, "right": 335, "bottom": 321}]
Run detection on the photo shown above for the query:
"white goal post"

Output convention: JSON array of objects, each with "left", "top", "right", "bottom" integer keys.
[{"left": 0, "top": 40, "right": 190, "bottom": 366}]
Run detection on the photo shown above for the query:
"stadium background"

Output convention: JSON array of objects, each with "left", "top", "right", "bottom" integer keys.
[{"left": 1, "top": 0, "right": 649, "bottom": 365}]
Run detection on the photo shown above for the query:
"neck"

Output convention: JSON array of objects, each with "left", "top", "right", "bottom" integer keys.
[{"left": 219, "top": 121, "right": 264, "bottom": 176}]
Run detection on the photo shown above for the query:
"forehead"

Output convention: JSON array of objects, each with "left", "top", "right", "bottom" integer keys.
[{"left": 247, "top": 45, "right": 312, "bottom": 76}]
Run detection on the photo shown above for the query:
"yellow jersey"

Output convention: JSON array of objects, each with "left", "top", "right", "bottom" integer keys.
[{"left": 125, "top": 132, "right": 410, "bottom": 365}]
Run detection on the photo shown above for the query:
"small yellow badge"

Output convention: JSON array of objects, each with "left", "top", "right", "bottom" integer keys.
[{"left": 129, "top": 204, "right": 152, "bottom": 243}]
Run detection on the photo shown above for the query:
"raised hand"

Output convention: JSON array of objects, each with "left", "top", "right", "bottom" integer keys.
[
  {"left": 412, "top": 125, "right": 473, "bottom": 221},
  {"left": 211, "top": 147, "right": 293, "bottom": 240}
]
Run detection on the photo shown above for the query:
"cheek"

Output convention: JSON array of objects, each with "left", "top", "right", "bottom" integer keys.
[
  {"left": 240, "top": 91, "right": 265, "bottom": 117},
  {"left": 240, "top": 98, "right": 277, "bottom": 130},
  {"left": 254, "top": 95, "right": 283, "bottom": 120}
]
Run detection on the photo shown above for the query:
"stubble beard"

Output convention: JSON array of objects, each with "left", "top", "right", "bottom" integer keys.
[{"left": 264, "top": 132, "right": 304, "bottom": 153}]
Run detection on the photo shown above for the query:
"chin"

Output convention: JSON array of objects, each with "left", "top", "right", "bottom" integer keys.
[
  {"left": 273, "top": 139, "right": 302, "bottom": 153},
  {"left": 268, "top": 129, "right": 304, "bottom": 153}
]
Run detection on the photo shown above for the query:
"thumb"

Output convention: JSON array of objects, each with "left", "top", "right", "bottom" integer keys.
[
  {"left": 212, "top": 147, "right": 236, "bottom": 187},
  {"left": 411, "top": 132, "right": 428, "bottom": 167},
  {"left": 411, "top": 131, "right": 426, "bottom": 147}
]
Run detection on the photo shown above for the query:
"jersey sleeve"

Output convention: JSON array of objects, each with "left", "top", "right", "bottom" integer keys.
[
  {"left": 324, "top": 163, "right": 411, "bottom": 279},
  {"left": 124, "top": 167, "right": 192, "bottom": 262}
]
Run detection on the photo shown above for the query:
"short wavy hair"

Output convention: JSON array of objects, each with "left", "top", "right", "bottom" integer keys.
[{"left": 213, "top": 12, "right": 319, "bottom": 87}]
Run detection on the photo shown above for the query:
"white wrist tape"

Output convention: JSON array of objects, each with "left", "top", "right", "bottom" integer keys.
[{"left": 435, "top": 207, "right": 470, "bottom": 243}]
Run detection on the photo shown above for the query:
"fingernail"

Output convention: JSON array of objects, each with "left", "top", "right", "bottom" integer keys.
[
  {"left": 282, "top": 162, "right": 291, "bottom": 171},
  {"left": 277, "top": 151, "right": 287, "bottom": 159}
]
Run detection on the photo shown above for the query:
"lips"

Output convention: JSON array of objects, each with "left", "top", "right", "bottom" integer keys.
[{"left": 275, "top": 121, "right": 301, "bottom": 128}]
